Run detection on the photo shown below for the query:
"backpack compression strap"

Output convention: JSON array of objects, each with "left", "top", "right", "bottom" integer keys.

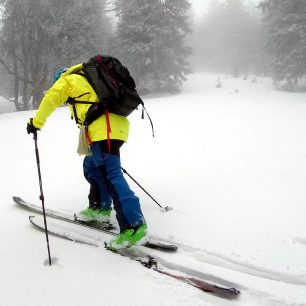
[
  {"left": 66, "top": 92, "right": 95, "bottom": 145},
  {"left": 66, "top": 92, "right": 112, "bottom": 152},
  {"left": 141, "top": 102, "right": 155, "bottom": 138},
  {"left": 66, "top": 92, "right": 92, "bottom": 125}
]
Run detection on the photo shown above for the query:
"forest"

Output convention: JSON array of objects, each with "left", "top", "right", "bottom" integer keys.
[{"left": 0, "top": 0, "right": 306, "bottom": 111}]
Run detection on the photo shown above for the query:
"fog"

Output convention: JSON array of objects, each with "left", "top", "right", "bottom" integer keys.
[
  {"left": 0, "top": 0, "right": 305, "bottom": 113},
  {"left": 191, "top": 0, "right": 262, "bottom": 76},
  {"left": 191, "top": 0, "right": 261, "bottom": 20}
]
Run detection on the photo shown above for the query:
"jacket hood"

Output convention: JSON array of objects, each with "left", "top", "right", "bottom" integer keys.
[{"left": 65, "top": 63, "right": 83, "bottom": 76}]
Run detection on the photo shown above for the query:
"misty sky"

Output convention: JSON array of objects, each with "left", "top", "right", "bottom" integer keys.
[
  {"left": 191, "top": 0, "right": 208, "bottom": 18},
  {"left": 191, "top": 0, "right": 261, "bottom": 19}
]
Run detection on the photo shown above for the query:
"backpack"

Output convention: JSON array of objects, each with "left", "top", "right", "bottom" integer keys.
[{"left": 67, "top": 55, "right": 153, "bottom": 133}]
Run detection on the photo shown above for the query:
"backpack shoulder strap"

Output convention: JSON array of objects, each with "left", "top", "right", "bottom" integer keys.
[{"left": 65, "top": 92, "right": 95, "bottom": 125}]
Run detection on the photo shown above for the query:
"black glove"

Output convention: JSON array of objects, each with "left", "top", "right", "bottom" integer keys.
[{"left": 26, "top": 118, "right": 39, "bottom": 134}]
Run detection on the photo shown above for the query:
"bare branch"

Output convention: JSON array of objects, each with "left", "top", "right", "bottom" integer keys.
[
  {"left": 0, "top": 35, "right": 25, "bottom": 66},
  {"left": 0, "top": 93, "right": 15, "bottom": 103},
  {"left": 0, "top": 56, "right": 14, "bottom": 75},
  {"left": 0, "top": 56, "right": 34, "bottom": 84}
]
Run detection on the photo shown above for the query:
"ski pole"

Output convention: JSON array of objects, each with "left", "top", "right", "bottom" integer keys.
[
  {"left": 121, "top": 167, "right": 173, "bottom": 212},
  {"left": 32, "top": 131, "right": 52, "bottom": 266}
]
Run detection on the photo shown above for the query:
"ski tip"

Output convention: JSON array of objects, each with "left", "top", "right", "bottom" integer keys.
[
  {"left": 12, "top": 196, "right": 22, "bottom": 202},
  {"left": 12, "top": 196, "right": 27, "bottom": 206}
]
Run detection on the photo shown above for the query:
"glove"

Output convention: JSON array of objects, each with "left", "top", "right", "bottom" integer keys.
[{"left": 26, "top": 118, "right": 40, "bottom": 134}]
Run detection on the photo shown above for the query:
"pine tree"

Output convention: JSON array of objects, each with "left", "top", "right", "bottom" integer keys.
[
  {"left": 261, "top": 0, "right": 306, "bottom": 90},
  {"left": 48, "top": 0, "right": 112, "bottom": 68},
  {"left": 111, "top": 0, "right": 192, "bottom": 94}
]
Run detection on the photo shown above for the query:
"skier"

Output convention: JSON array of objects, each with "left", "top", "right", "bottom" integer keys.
[{"left": 26, "top": 65, "right": 147, "bottom": 250}]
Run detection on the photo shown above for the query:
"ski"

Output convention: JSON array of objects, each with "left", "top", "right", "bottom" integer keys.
[
  {"left": 13, "top": 196, "right": 177, "bottom": 252},
  {"left": 29, "top": 215, "right": 102, "bottom": 247},
  {"left": 140, "top": 256, "right": 240, "bottom": 298},
  {"left": 29, "top": 215, "right": 240, "bottom": 298}
]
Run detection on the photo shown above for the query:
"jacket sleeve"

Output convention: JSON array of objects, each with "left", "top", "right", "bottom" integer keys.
[{"left": 33, "top": 77, "right": 69, "bottom": 129}]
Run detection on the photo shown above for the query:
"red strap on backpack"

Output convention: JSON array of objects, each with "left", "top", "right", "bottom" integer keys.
[
  {"left": 105, "top": 110, "right": 111, "bottom": 153},
  {"left": 84, "top": 126, "right": 92, "bottom": 145},
  {"left": 96, "top": 54, "right": 103, "bottom": 64}
]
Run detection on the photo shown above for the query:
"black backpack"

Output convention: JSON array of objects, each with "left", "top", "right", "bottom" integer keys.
[{"left": 67, "top": 55, "right": 153, "bottom": 134}]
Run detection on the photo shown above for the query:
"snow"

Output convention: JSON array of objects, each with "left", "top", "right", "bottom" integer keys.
[
  {"left": 1, "top": 73, "right": 306, "bottom": 305},
  {"left": 0, "top": 97, "right": 17, "bottom": 114}
]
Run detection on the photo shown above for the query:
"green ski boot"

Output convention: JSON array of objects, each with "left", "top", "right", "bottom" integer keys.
[
  {"left": 77, "top": 207, "right": 97, "bottom": 221},
  {"left": 107, "top": 224, "right": 148, "bottom": 250},
  {"left": 77, "top": 207, "right": 111, "bottom": 222},
  {"left": 95, "top": 209, "right": 111, "bottom": 223}
]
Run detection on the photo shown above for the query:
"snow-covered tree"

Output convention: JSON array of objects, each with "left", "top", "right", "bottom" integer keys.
[
  {"left": 261, "top": 0, "right": 306, "bottom": 90},
  {"left": 111, "top": 0, "right": 192, "bottom": 94},
  {"left": 48, "top": 0, "right": 112, "bottom": 68}
]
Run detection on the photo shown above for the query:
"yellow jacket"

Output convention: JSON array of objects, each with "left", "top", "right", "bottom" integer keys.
[{"left": 33, "top": 64, "right": 129, "bottom": 142}]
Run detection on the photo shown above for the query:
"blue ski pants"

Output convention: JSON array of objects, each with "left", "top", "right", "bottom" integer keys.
[
  {"left": 89, "top": 140, "right": 146, "bottom": 232},
  {"left": 83, "top": 155, "right": 112, "bottom": 210}
]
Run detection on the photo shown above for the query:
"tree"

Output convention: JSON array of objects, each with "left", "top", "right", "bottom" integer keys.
[
  {"left": 111, "top": 0, "right": 192, "bottom": 94},
  {"left": 261, "top": 0, "right": 306, "bottom": 90},
  {"left": 47, "top": 0, "right": 112, "bottom": 68},
  {"left": 0, "top": 0, "right": 112, "bottom": 110}
]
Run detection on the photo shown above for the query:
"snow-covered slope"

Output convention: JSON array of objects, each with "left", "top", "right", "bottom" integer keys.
[{"left": 1, "top": 73, "right": 306, "bottom": 305}]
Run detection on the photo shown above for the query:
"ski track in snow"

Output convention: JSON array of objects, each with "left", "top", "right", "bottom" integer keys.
[
  {"left": 16, "top": 198, "right": 306, "bottom": 286},
  {"left": 27, "top": 207, "right": 306, "bottom": 289},
  {"left": 27, "top": 213, "right": 306, "bottom": 306}
]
